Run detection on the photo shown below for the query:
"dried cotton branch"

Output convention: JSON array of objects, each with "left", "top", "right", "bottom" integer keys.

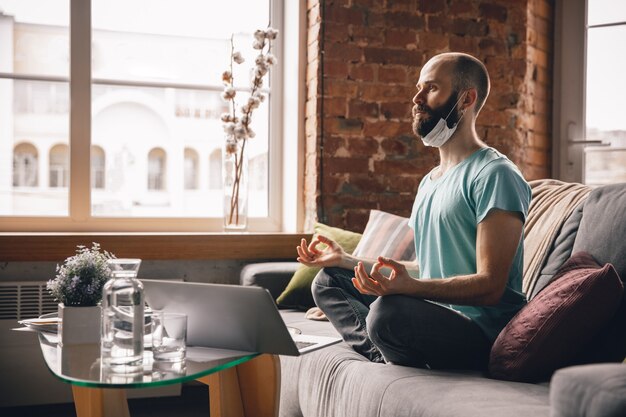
[{"left": 220, "top": 27, "right": 279, "bottom": 226}]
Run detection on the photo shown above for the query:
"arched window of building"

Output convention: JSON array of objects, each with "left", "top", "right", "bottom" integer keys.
[
  {"left": 184, "top": 148, "right": 199, "bottom": 190},
  {"left": 208, "top": 149, "right": 222, "bottom": 189},
  {"left": 49, "top": 144, "right": 69, "bottom": 188},
  {"left": 12, "top": 143, "right": 39, "bottom": 187},
  {"left": 91, "top": 146, "right": 105, "bottom": 189},
  {"left": 148, "top": 147, "right": 166, "bottom": 190}
]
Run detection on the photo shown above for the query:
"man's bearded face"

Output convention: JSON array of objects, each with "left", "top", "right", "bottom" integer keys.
[{"left": 412, "top": 90, "right": 463, "bottom": 138}]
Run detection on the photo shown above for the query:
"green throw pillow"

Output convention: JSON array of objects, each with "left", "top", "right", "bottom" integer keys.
[{"left": 276, "top": 223, "right": 362, "bottom": 310}]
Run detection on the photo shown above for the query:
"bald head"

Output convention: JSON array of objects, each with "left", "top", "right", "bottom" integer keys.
[{"left": 425, "top": 53, "right": 491, "bottom": 114}]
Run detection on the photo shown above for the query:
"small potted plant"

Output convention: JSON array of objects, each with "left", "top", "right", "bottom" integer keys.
[{"left": 47, "top": 242, "right": 114, "bottom": 345}]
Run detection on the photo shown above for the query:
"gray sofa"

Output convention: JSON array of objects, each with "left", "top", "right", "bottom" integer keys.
[{"left": 241, "top": 182, "right": 626, "bottom": 417}]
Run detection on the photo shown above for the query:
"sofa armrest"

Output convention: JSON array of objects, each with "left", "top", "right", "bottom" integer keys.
[
  {"left": 240, "top": 262, "right": 300, "bottom": 300},
  {"left": 550, "top": 363, "right": 626, "bottom": 417}
]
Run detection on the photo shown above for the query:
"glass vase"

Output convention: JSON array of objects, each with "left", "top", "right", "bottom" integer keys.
[
  {"left": 101, "top": 259, "right": 144, "bottom": 373},
  {"left": 223, "top": 141, "right": 249, "bottom": 231}
]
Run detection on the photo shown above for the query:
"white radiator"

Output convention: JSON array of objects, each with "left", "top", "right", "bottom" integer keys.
[{"left": 0, "top": 280, "right": 57, "bottom": 320}]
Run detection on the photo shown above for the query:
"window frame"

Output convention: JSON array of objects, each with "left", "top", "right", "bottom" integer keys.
[
  {"left": 0, "top": 0, "right": 304, "bottom": 233},
  {"left": 553, "top": 0, "right": 626, "bottom": 184},
  {"left": 553, "top": 0, "right": 586, "bottom": 183}
]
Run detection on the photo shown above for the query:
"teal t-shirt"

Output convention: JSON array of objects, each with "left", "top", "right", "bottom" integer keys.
[{"left": 408, "top": 147, "right": 531, "bottom": 341}]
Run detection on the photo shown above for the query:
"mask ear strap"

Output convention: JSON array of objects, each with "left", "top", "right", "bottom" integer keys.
[{"left": 444, "top": 92, "right": 467, "bottom": 122}]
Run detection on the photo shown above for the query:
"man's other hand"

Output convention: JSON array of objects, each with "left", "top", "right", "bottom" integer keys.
[{"left": 296, "top": 235, "right": 346, "bottom": 268}]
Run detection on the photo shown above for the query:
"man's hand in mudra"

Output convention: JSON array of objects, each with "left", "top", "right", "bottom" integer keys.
[
  {"left": 352, "top": 257, "right": 415, "bottom": 296},
  {"left": 296, "top": 235, "right": 346, "bottom": 268}
]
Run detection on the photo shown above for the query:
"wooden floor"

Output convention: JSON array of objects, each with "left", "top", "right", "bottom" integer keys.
[{"left": 0, "top": 382, "right": 210, "bottom": 417}]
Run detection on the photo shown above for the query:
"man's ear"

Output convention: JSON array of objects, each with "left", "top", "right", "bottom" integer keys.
[{"left": 462, "top": 88, "right": 478, "bottom": 111}]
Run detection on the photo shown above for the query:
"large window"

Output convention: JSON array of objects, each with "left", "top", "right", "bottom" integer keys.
[
  {"left": 554, "top": 0, "right": 626, "bottom": 185},
  {"left": 0, "top": 0, "right": 296, "bottom": 232}
]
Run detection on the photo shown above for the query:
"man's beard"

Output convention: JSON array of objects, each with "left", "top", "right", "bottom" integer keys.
[{"left": 412, "top": 91, "right": 462, "bottom": 138}]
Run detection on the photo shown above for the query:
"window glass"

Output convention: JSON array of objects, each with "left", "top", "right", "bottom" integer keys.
[
  {"left": 0, "top": 0, "right": 69, "bottom": 77},
  {"left": 0, "top": 0, "right": 277, "bottom": 225},
  {"left": 0, "top": 2, "right": 70, "bottom": 216},
  {"left": 91, "top": 0, "right": 270, "bottom": 84},
  {"left": 90, "top": 0, "right": 271, "bottom": 218},
  {"left": 587, "top": 0, "right": 626, "bottom": 26},
  {"left": 584, "top": 11, "right": 626, "bottom": 185}
]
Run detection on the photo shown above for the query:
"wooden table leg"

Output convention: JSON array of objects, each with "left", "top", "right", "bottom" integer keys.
[
  {"left": 72, "top": 386, "right": 130, "bottom": 417},
  {"left": 197, "top": 354, "right": 280, "bottom": 417},
  {"left": 198, "top": 366, "right": 245, "bottom": 417},
  {"left": 237, "top": 354, "right": 280, "bottom": 417}
]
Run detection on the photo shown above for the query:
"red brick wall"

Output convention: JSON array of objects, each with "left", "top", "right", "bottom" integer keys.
[
  {"left": 525, "top": 0, "right": 553, "bottom": 180},
  {"left": 305, "top": 0, "right": 554, "bottom": 232}
]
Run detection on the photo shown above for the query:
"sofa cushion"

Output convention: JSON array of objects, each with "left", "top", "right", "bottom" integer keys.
[
  {"left": 352, "top": 209, "right": 415, "bottom": 261},
  {"left": 522, "top": 180, "right": 591, "bottom": 297},
  {"left": 280, "top": 310, "right": 550, "bottom": 417},
  {"left": 240, "top": 262, "right": 300, "bottom": 300},
  {"left": 276, "top": 223, "right": 361, "bottom": 310},
  {"left": 572, "top": 183, "right": 626, "bottom": 280},
  {"left": 530, "top": 202, "right": 584, "bottom": 300},
  {"left": 489, "top": 252, "right": 623, "bottom": 382},
  {"left": 570, "top": 183, "right": 626, "bottom": 363},
  {"left": 550, "top": 364, "right": 626, "bottom": 417},
  {"left": 574, "top": 292, "right": 626, "bottom": 364},
  {"left": 277, "top": 209, "right": 414, "bottom": 311}
]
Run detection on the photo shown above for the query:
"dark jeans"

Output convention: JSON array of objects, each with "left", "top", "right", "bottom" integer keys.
[{"left": 312, "top": 267, "right": 492, "bottom": 370}]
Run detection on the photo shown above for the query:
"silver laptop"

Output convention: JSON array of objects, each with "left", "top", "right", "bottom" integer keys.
[{"left": 141, "top": 279, "right": 342, "bottom": 356}]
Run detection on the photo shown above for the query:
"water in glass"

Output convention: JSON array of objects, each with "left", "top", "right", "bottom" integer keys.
[{"left": 101, "top": 259, "right": 144, "bottom": 371}]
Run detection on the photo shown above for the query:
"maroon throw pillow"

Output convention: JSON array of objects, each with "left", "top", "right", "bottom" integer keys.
[{"left": 488, "top": 252, "right": 623, "bottom": 382}]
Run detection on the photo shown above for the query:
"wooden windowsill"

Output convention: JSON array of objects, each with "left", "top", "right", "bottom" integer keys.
[{"left": 0, "top": 233, "right": 311, "bottom": 262}]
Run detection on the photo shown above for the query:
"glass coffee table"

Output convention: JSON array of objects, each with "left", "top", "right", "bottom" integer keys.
[{"left": 37, "top": 332, "right": 280, "bottom": 417}]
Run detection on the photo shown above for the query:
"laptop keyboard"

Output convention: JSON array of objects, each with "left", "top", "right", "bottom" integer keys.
[{"left": 295, "top": 341, "right": 316, "bottom": 350}]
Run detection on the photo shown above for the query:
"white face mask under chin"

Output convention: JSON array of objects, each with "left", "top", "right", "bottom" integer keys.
[{"left": 420, "top": 94, "right": 466, "bottom": 148}]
